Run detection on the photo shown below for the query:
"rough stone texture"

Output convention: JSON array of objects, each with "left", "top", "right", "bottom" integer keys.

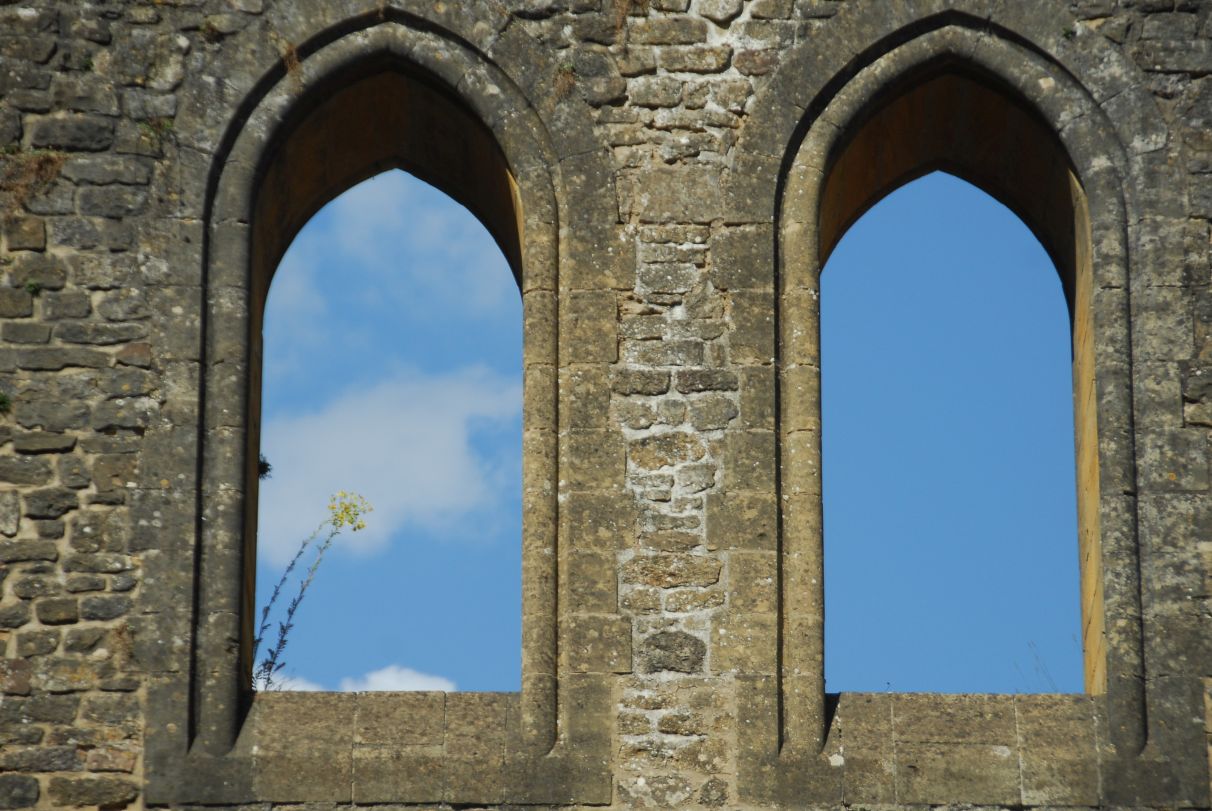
[{"left": 0, "top": 0, "right": 1209, "bottom": 809}]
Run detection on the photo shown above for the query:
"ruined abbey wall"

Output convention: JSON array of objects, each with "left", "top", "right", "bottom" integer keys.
[{"left": 1, "top": 0, "right": 1210, "bottom": 808}]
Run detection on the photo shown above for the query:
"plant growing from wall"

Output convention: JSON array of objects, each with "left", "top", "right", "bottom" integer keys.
[
  {"left": 0, "top": 149, "right": 66, "bottom": 214},
  {"left": 252, "top": 491, "right": 372, "bottom": 690}
]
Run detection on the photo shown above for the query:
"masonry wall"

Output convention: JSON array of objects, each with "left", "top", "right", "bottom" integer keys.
[{"left": 1, "top": 1, "right": 1211, "bottom": 809}]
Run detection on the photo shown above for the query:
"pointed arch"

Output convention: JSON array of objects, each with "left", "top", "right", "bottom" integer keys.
[
  {"left": 726, "top": 7, "right": 1202, "bottom": 805},
  {"left": 146, "top": 8, "right": 620, "bottom": 804}
]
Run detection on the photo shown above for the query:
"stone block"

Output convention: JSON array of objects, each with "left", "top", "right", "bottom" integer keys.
[
  {"left": 705, "top": 491, "right": 775, "bottom": 550},
  {"left": 895, "top": 741, "right": 1020, "bottom": 805},
  {"left": 563, "top": 430, "right": 625, "bottom": 491},
  {"left": 354, "top": 691, "right": 444, "bottom": 748},
  {"left": 567, "top": 550, "right": 617, "bottom": 613},
  {"left": 445, "top": 692, "right": 512, "bottom": 758},
  {"left": 729, "top": 551, "right": 776, "bottom": 612},
  {"left": 351, "top": 750, "right": 444, "bottom": 804},
  {"left": 636, "top": 166, "right": 722, "bottom": 224},
  {"left": 1017, "top": 694, "right": 1099, "bottom": 805},
  {"left": 892, "top": 694, "right": 1016, "bottom": 744},
  {"left": 612, "top": 368, "right": 670, "bottom": 395},
  {"left": 729, "top": 289, "right": 776, "bottom": 363},
  {"left": 562, "top": 364, "right": 609, "bottom": 430},
  {"left": 630, "top": 17, "right": 708, "bottom": 45},
  {"left": 639, "top": 629, "right": 706, "bottom": 673},
  {"left": 723, "top": 430, "right": 776, "bottom": 491},
  {"left": 47, "top": 776, "right": 137, "bottom": 807},
  {"left": 623, "top": 552, "right": 721, "bottom": 588},
  {"left": 3, "top": 217, "right": 45, "bottom": 251},
  {"left": 564, "top": 290, "right": 617, "bottom": 363},
  {"left": 565, "top": 615, "right": 632, "bottom": 673},
  {"left": 30, "top": 114, "right": 114, "bottom": 151},
  {"left": 0, "top": 775, "right": 39, "bottom": 809}
]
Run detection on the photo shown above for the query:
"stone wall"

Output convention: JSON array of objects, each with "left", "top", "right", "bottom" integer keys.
[{"left": 0, "top": 0, "right": 1210, "bottom": 808}]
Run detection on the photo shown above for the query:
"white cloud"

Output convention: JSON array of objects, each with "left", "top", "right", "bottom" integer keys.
[
  {"left": 321, "top": 170, "right": 516, "bottom": 315},
  {"left": 257, "top": 365, "right": 521, "bottom": 566},
  {"left": 338, "top": 664, "right": 456, "bottom": 692},
  {"left": 274, "top": 673, "right": 325, "bottom": 691}
]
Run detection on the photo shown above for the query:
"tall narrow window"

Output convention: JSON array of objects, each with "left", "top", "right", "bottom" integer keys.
[
  {"left": 254, "top": 170, "right": 522, "bottom": 692},
  {"left": 821, "top": 171, "right": 1081, "bottom": 693}
]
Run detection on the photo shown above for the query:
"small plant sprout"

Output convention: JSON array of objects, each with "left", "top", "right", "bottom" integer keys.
[
  {"left": 251, "top": 491, "right": 372, "bottom": 690},
  {"left": 555, "top": 61, "right": 577, "bottom": 99},
  {"left": 24, "top": 281, "right": 42, "bottom": 297},
  {"left": 0, "top": 392, "right": 11, "bottom": 415}
]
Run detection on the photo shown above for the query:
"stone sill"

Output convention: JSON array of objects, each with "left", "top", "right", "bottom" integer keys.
[
  {"left": 146, "top": 690, "right": 611, "bottom": 806},
  {"left": 740, "top": 689, "right": 1207, "bottom": 807}
]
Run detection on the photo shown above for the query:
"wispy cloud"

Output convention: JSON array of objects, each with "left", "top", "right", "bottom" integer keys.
[
  {"left": 275, "top": 673, "right": 325, "bottom": 691},
  {"left": 307, "top": 170, "right": 515, "bottom": 316},
  {"left": 257, "top": 365, "right": 521, "bottom": 566},
  {"left": 275, "top": 665, "right": 456, "bottom": 692},
  {"left": 339, "top": 664, "right": 456, "bottom": 692}
]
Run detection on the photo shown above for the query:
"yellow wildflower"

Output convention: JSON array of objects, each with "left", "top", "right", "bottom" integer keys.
[{"left": 327, "top": 490, "right": 372, "bottom": 531}]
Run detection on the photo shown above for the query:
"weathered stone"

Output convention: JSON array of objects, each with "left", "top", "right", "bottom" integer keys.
[
  {"left": 2, "top": 322, "right": 50, "bottom": 343},
  {"left": 0, "top": 288, "right": 33, "bottom": 317},
  {"left": 62, "top": 627, "right": 106, "bottom": 653},
  {"left": 688, "top": 394, "right": 739, "bottom": 430},
  {"left": 630, "top": 431, "right": 706, "bottom": 469},
  {"left": 96, "top": 288, "right": 148, "bottom": 321},
  {"left": 0, "top": 602, "right": 32, "bottom": 629},
  {"left": 734, "top": 48, "right": 779, "bottom": 75},
  {"left": 12, "top": 576, "right": 55, "bottom": 600},
  {"left": 3, "top": 216, "right": 45, "bottom": 251},
  {"left": 42, "top": 291, "right": 91, "bottom": 320},
  {"left": 13, "top": 432, "right": 78, "bottom": 454},
  {"left": 623, "top": 553, "right": 721, "bottom": 588},
  {"left": 63, "top": 575, "right": 105, "bottom": 594},
  {"left": 675, "top": 368, "right": 738, "bottom": 392},
  {"left": 15, "top": 629, "right": 58, "bottom": 657},
  {"left": 0, "top": 539, "right": 56, "bottom": 562},
  {"left": 0, "top": 456, "right": 53, "bottom": 485},
  {"left": 699, "top": 776, "right": 729, "bottom": 806},
  {"left": 36, "top": 597, "right": 78, "bottom": 625},
  {"left": 14, "top": 399, "right": 90, "bottom": 431},
  {"left": 0, "top": 659, "right": 33, "bottom": 695},
  {"left": 0, "top": 6, "right": 1203, "bottom": 811},
  {"left": 55, "top": 321, "right": 146, "bottom": 345},
  {"left": 9, "top": 253, "right": 66, "bottom": 290},
  {"left": 47, "top": 777, "right": 137, "bottom": 808},
  {"left": 35, "top": 519, "right": 64, "bottom": 539},
  {"left": 612, "top": 368, "right": 670, "bottom": 395},
  {"left": 640, "top": 630, "right": 706, "bottom": 673},
  {"left": 0, "top": 775, "right": 39, "bottom": 809},
  {"left": 658, "top": 45, "right": 732, "bottom": 73},
  {"left": 24, "top": 487, "right": 77, "bottom": 519},
  {"left": 77, "top": 186, "right": 149, "bottom": 218},
  {"left": 63, "top": 553, "right": 130, "bottom": 574},
  {"left": 79, "top": 595, "right": 130, "bottom": 621},
  {"left": 29, "top": 114, "right": 114, "bottom": 151},
  {"left": 115, "top": 342, "right": 151, "bottom": 367}
]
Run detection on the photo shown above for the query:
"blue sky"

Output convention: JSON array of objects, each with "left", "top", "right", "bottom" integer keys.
[
  {"left": 257, "top": 169, "right": 1082, "bottom": 694},
  {"left": 821, "top": 172, "right": 1081, "bottom": 693},
  {"left": 257, "top": 171, "right": 522, "bottom": 692}
]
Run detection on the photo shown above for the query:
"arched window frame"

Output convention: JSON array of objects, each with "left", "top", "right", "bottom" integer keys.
[
  {"left": 723, "top": 10, "right": 1209, "bottom": 808},
  {"left": 145, "top": 11, "right": 623, "bottom": 805}
]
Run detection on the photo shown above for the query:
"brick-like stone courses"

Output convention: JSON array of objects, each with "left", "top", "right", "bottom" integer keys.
[
  {"left": 1, "top": 4, "right": 164, "bottom": 809},
  {"left": 0, "top": 0, "right": 1209, "bottom": 809}
]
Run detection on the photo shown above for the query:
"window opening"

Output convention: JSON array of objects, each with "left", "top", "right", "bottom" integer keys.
[
  {"left": 253, "top": 169, "right": 522, "bottom": 692},
  {"left": 821, "top": 171, "right": 1081, "bottom": 693}
]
